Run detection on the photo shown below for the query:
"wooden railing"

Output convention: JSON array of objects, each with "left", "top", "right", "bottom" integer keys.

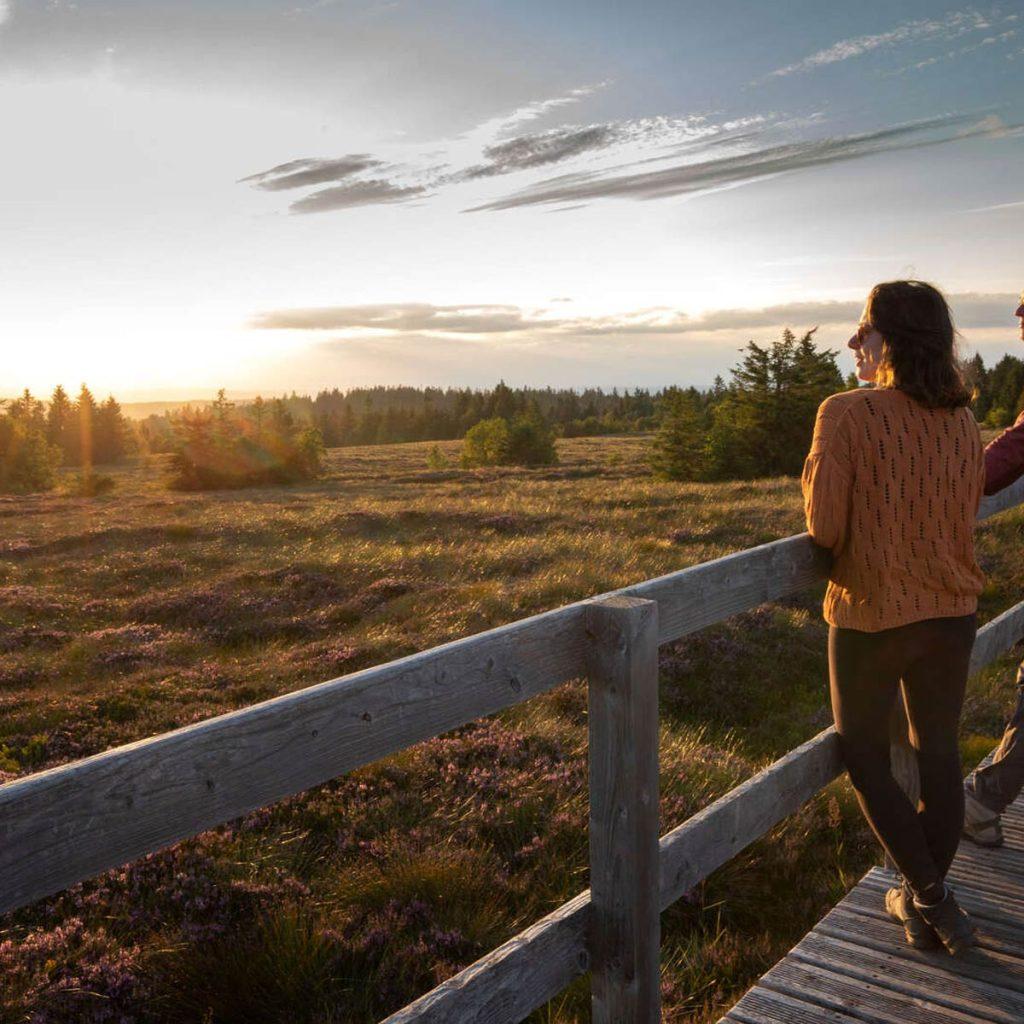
[{"left": 4, "top": 476, "right": 1024, "bottom": 1021}]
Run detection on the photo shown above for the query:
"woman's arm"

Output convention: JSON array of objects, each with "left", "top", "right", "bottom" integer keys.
[
  {"left": 802, "top": 398, "right": 854, "bottom": 553},
  {"left": 984, "top": 411, "right": 1024, "bottom": 496}
]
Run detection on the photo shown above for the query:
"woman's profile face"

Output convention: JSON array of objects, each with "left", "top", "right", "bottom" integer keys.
[{"left": 848, "top": 303, "right": 884, "bottom": 383}]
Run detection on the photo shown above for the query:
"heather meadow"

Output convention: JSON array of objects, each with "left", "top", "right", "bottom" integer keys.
[{"left": 2, "top": 435, "right": 1023, "bottom": 1023}]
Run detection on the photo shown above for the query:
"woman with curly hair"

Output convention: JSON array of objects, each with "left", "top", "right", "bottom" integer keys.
[{"left": 802, "top": 280, "right": 984, "bottom": 956}]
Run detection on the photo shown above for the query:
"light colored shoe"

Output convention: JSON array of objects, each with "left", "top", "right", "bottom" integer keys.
[
  {"left": 963, "top": 786, "right": 1004, "bottom": 847},
  {"left": 885, "top": 885, "right": 940, "bottom": 949}
]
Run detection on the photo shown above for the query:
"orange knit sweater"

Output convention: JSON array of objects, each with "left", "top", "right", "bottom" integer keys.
[{"left": 802, "top": 387, "right": 985, "bottom": 632}]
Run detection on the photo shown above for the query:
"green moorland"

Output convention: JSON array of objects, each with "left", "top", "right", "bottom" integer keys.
[{"left": 1, "top": 434, "right": 1023, "bottom": 1023}]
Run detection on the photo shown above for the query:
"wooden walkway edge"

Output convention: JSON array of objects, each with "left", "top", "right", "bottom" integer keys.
[{"left": 720, "top": 765, "right": 1024, "bottom": 1024}]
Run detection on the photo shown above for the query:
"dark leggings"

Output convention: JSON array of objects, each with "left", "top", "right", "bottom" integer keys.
[{"left": 829, "top": 614, "right": 977, "bottom": 899}]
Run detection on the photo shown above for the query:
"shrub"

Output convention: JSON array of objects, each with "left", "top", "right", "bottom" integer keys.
[
  {"left": 506, "top": 411, "right": 557, "bottom": 466},
  {"left": 461, "top": 417, "right": 511, "bottom": 467},
  {"left": 168, "top": 395, "right": 325, "bottom": 491},
  {"left": 461, "top": 414, "right": 557, "bottom": 468},
  {"left": 426, "top": 444, "right": 448, "bottom": 470}
]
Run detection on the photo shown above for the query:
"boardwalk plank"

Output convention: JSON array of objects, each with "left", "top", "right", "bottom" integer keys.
[
  {"left": 820, "top": 905, "right": 1024, "bottom": 972},
  {"left": 857, "top": 871, "right": 1024, "bottom": 932},
  {"left": 722, "top": 780, "right": 1024, "bottom": 1024},
  {"left": 759, "top": 957, "right": 1007, "bottom": 1024},
  {"left": 792, "top": 932, "right": 1024, "bottom": 1021},
  {"left": 723, "top": 986, "right": 871, "bottom": 1023}
]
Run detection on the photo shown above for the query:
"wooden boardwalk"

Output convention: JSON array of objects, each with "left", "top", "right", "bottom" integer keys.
[{"left": 721, "top": 789, "right": 1024, "bottom": 1024}]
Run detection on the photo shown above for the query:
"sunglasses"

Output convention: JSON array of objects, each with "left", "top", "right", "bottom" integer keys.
[{"left": 854, "top": 322, "right": 876, "bottom": 345}]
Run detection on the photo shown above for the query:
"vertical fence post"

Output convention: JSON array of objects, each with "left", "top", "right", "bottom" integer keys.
[{"left": 585, "top": 595, "right": 661, "bottom": 1023}]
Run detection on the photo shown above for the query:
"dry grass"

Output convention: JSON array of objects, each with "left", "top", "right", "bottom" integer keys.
[{"left": 1, "top": 434, "right": 1022, "bottom": 1023}]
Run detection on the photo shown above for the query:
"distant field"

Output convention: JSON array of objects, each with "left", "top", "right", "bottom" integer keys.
[{"left": 2, "top": 434, "right": 1023, "bottom": 1023}]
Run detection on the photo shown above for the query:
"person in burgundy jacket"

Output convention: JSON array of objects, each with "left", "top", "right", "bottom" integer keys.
[{"left": 963, "top": 291, "right": 1024, "bottom": 846}]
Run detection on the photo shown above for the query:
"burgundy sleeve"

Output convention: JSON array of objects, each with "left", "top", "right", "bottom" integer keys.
[{"left": 984, "top": 410, "right": 1024, "bottom": 495}]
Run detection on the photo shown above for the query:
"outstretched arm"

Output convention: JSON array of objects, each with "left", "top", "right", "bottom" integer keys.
[{"left": 984, "top": 411, "right": 1024, "bottom": 495}]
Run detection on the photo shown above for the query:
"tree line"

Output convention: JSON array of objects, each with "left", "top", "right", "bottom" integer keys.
[
  {"left": 0, "top": 385, "right": 134, "bottom": 494},
  {"left": 6, "top": 339, "right": 1024, "bottom": 493},
  {"left": 138, "top": 383, "right": 660, "bottom": 453}
]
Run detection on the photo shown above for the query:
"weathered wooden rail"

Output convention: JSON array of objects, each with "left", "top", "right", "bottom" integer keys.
[{"left": 4, "top": 475, "right": 1024, "bottom": 1021}]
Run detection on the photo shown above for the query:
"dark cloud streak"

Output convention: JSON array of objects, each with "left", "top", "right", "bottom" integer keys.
[
  {"left": 289, "top": 179, "right": 428, "bottom": 213},
  {"left": 467, "top": 113, "right": 1009, "bottom": 212},
  {"left": 240, "top": 155, "right": 384, "bottom": 191},
  {"left": 462, "top": 125, "right": 617, "bottom": 179}
]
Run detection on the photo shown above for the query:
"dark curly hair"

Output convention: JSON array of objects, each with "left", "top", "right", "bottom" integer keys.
[{"left": 867, "top": 280, "right": 972, "bottom": 409}]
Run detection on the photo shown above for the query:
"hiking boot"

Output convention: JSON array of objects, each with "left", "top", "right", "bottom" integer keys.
[
  {"left": 963, "top": 786, "right": 1004, "bottom": 847},
  {"left": 913, "top": 888, "right": 976, "bottom": 957},
  {"left": 885, "top": 885, "right": 940, "bottom": 950}
]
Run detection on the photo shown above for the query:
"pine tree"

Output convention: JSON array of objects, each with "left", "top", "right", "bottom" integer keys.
[
  {"left": 46, "top": 385, "right": 73, "bottom": 461},
  {"left": 706, "top": 329, "right": 843, "bottom": 480},
  {"left": 966, "top": 353, "right": 988, "bottom": 421},
  {"left": 94, "top": 395, "right": 131, "bottom": 464},
  {"left": 71, "top": 384, "right": 98, "bottom": 468},
  {"left": 649, "top": 388, "right": 706, "bottom": 480}
]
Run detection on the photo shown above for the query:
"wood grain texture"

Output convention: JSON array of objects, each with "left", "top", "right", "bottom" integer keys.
[
  {"left": 380, "top": 892, "right": 591, "bottom": 1024},
  {"left": 0, "top": 604, "right": 584, "bottom": 914},
  {"left": 979, "top": 476, "right": 1024, "bottom": 522},
  {"left": 585, "top": 596, "right": 661, "bottom": 1024},
  {"left": 970, "top": 598, "right": 1024, "bottom": 674},
  {"left": 381, "top": 730, "right": 845, "bottom": 1024},
  {"left": 0, "top": 527, "right": 835, "bottom": 914},
  {"left": 3, "top": 480, "right": 1024, "bottom": 1007},
  {"left": 658, "top": 727, "right": 843, "bottom": 910},
  {"left": 387, "top": 603, "right": 1024, "bottom": 1023},
  {"left": 721, "top": 760, "right": 1024, "bottom": 1024}
]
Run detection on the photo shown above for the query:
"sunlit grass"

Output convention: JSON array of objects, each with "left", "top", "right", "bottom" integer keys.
[{"left": 1, "top": 434, "right": 1023, "bottom": 1022}]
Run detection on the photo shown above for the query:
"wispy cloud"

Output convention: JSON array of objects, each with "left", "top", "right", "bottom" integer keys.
[
  {"left": 253, "top": 293, "right": 1020, "bottom": 338},
  {"left": 289, "top": 179, "right": 429, "bottom": 213},
  {"left": 251, "top": 303, "right": 564, "bottom": 333},
  {"left": 766, "top": 9, "right": 999, "bottom": 78},
  {"left": 886, "top": 25, "right": 1019, "bottom": 75},
  {"left": 0, "top": 1, "right": 10, "bottom": 27},
  {"left": 460, "top": 125, "right": 618, "bottom": 179},
  {"left": 964, "top": 198, "right": 1024, "bottom": 212},
  {"left": 239, "top": 84, "right": 1013, "bottom": 220},
  {"left": 455, "top": 115, "right": 737, "bottom": 180},
  {"left": 239, "top": 156, "right": 384, "bottom": 191},
  {"left": 464, "top": 83, "right": 609, "bottom": 142},
  {"left": 468, "top": 113, "right": 1013, "bottom": 213},
  {"left": 240, "top": 97, "right": 769, "bottom": 213}
]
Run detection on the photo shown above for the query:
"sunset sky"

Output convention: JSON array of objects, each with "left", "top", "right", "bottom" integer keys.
[{"left": 3, "top": 1, "right": 1023, "bottom": 399}]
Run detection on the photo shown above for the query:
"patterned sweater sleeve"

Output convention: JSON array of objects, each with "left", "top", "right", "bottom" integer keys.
[
  {"left": 802, "top": 398, "right": 854, "bottom": 553},
  {"left": 984, "top": 410, "right": 1024, "bottom": 496}
]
